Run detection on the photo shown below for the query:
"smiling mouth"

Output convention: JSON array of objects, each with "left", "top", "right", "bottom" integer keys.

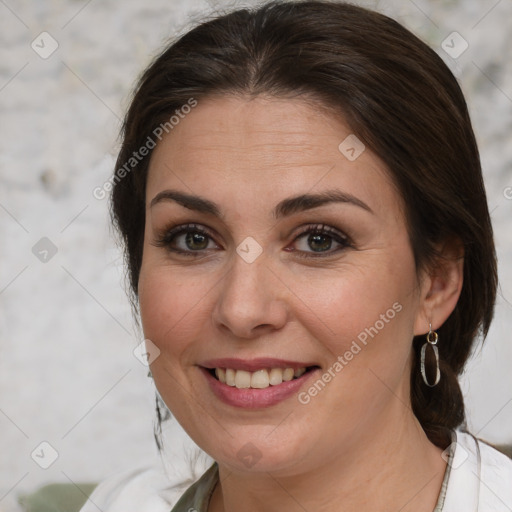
[{"left": 206, "top": 366, "right": 320, "bottom": 389}]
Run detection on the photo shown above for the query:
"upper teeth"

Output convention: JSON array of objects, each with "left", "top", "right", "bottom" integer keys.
[{"left": 214, "top": 367, "right": 307, "bottom": 389}]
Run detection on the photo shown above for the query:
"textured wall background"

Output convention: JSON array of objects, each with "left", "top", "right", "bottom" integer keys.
[{"left": 1, "top": 0, "right": 511, "bottom": 510}]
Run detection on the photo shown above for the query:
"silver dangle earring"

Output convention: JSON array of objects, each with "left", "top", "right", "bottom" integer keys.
[{"left": 420, "top": 322, "right": 440, "bottom": 387}]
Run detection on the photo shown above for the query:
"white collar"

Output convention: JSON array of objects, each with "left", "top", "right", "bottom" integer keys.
[{"left": 442, "top": 430, "right": 512, "bottom": 511}]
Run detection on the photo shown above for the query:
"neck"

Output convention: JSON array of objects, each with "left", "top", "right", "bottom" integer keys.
[{"left": 209, "top": 411, "right": 447, "bottom": 512}]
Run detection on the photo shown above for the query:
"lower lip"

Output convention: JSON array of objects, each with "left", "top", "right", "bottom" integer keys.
[{"left": 199, "top": 367, "right": 320, "bottom": 409}]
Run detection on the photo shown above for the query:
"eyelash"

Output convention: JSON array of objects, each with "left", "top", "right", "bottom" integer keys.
[{"left": 153, "top": 222, "right": 352, "bottom": 258}]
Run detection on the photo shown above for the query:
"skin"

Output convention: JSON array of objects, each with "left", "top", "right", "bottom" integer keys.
[{"left": 138, "top": 95, "right": 464, "bottom": 512}]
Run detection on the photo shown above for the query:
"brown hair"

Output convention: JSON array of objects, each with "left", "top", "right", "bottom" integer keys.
[{"left": 111, "top": 0, "right": 497, "bottom": 449}]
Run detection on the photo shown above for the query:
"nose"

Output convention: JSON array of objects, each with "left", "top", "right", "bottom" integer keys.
[{"left": 211, "top": 250, "right": 289, "bottom": 339}]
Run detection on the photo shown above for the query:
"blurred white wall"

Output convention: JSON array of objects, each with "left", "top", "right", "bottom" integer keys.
[{"left": 0, "top": 0, "right": 511, "bottom": 510}]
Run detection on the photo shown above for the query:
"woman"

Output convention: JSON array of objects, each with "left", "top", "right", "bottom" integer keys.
[{"left": 81, "top": 1, "right": 512, "bottom": 511}]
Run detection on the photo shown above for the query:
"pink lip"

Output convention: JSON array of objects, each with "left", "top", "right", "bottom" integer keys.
[
  {"left": 200, "top": 357, "right": 318, "bottom": 372},
  {"left": 199, "top": 366, "right": 321, "bottom": 409}
]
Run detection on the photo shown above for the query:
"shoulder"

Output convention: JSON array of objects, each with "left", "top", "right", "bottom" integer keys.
[
  {"left": 442, "top": 430, "right": 512, "bottom": 511},
  {"left": 78, "top": 463, "right": 187, "bottom": 512}
]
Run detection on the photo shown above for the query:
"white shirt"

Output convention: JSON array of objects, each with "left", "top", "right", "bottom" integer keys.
[
  {"left": 80, "top": 430, "right": 512, "bottom": 512},
  {"left": 442, "top": 431, "right": 512, "bottom": 510}
]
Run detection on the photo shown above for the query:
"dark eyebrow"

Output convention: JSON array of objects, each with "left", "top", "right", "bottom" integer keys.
[
  {"left": 150, "top": 190, "right": 223, "bottom": 217},
  {"left": 273, "top": 190, "right": 373, "bottom": 218},
  {"left": 150, "top": 189, "right": 373, "bottom": 218}
]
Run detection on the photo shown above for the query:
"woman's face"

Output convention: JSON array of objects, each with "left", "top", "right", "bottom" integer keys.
[{"left": 139, "top": 95, "right": 429, "bottom": 475}]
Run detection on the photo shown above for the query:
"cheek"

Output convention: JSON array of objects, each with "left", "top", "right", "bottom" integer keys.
[
  {"left": 296, "top": 271, "right": 417, "bottom": 411},
  {"left": 291, "top": 256, "right": 419, "bottom": 386},
  {"left": 295, "top": 260, "right": 414, "bottom": 336},
  {"left": 138, "top": 263, "right": 209, "bottom": 355}
]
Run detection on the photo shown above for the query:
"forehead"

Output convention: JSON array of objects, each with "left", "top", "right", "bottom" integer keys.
[{"left": 146, "top": 95, "right": 399, "bottom": 217}]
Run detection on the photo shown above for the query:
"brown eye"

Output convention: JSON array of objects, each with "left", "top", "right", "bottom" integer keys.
[
  {"left": 153, "top": 224, "right": 219, "bottom": 256},
  {"left": 183, "top": 231, "right": 209, "bottom": 251},
  {"left": 291, "top": 224, "right": 352, "bottom": 257}
]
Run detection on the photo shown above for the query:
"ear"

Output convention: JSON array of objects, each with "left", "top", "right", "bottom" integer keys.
[{"left": 413, "top": 238, "right": 464, "bottom": 335}]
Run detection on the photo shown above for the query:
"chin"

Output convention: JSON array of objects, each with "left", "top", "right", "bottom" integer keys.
[{"left": 204, "top": 433, "right": 310, "bottom": 475}]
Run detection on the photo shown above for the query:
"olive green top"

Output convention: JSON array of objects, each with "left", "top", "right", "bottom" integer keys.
[{"left": 170, "top": 461, "right": 219, "bottom": 511}]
